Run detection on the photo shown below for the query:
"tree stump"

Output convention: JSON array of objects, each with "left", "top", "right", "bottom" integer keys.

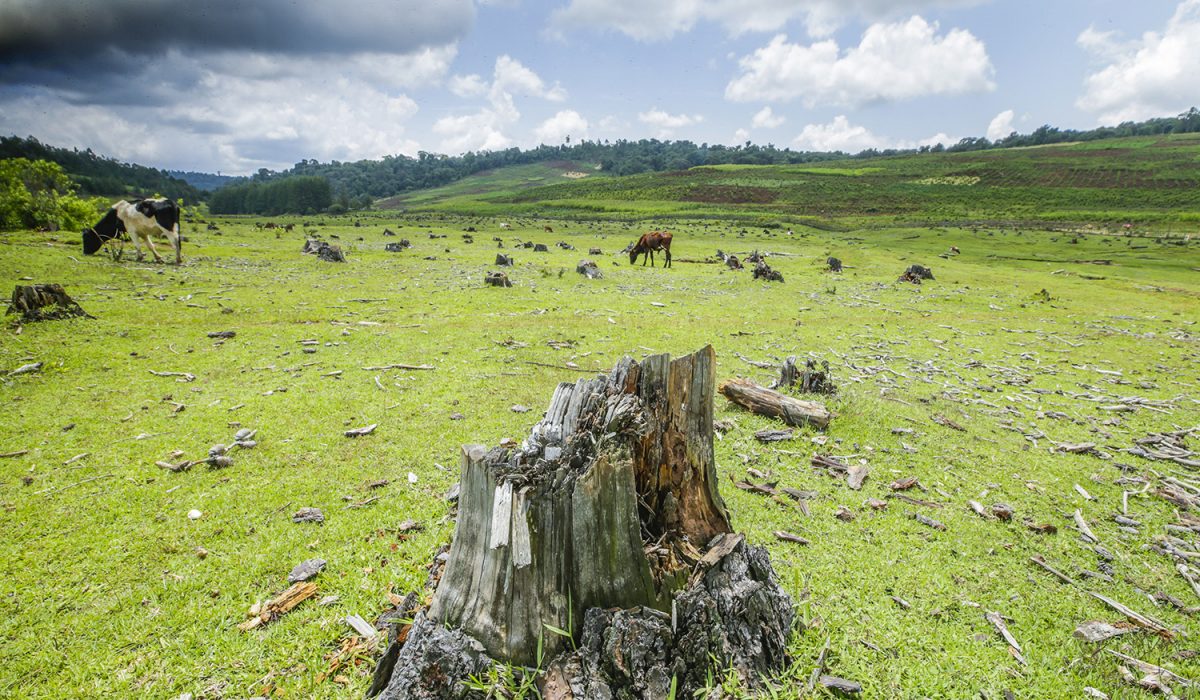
[
  {"left": 533, "top": 243, "right": 549, "bottom": 252},
  {"left": 7, "top": 284, "right": 92, "bottom": 322},
  {"left": 483, "top": 271, "right": 512, "bottom": 287},
  {"left": 302, "top": 239, "right": 346, "bottom": 262},
  {"left": 376, "top": 347, "right": 795, "bottom": 698},
  {"left": 384, "top": 243, "right": 406, "bottom": 252},
  {"left": 899, "top": 264, "right": 933, "bottom": 283},
  {"left": 773, "top": 356, "right": 836, "bottom": 395},
  {"left": 752, "top": 260, "right": 783, "bottom": 282},
  {"left": 495, "top": 254, "right": 513, "bottom": 267},
  {"left": 575, "top": 259, "right": 602, "bottom": 279},
  {"left": 827, "top": 256, "right": 842, "bottom": 272}
]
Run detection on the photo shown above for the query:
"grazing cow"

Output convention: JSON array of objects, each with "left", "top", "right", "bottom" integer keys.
[
  {"left": 82, "top": 198, "right": 181, "bottom": 265},
  {"left": 499, "top": 222, "right": 511, "bottom": 230},
  {"left": 629, "top": 230, "right": 673, "bottom": 268}
]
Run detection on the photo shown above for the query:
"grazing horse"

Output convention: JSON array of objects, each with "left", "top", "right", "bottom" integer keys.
[
  {"left": 629, "top": 230, "right": 673, "bottom": 268},
  {"left": 543, "top": 225, "right": 554, "bottom": 233}
]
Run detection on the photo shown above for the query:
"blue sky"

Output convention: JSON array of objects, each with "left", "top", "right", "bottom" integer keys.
[{"left": 0, "top": 0, "right": 1195, "bottom": 174}]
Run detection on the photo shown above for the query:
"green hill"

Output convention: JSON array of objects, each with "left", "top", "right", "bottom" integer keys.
[
  {"left": 375, "top": 160, "right": 609, "bottom": 209},
  {"left": 398, "top": 133, "right": 1200, "bottom": 230}
]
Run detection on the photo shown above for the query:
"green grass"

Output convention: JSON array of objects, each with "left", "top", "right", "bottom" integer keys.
[
  {"left": 1, "top": 213, "right": 1198, "bottom": 698},
  {"left": 400, "top": 134, "right": 1200, "bottom": 231}
]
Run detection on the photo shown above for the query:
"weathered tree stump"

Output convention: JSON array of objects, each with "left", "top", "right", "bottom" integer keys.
[
  {"left": 575, "top": 259, "right": 603, "bottom": 279},
  {"left": 384, "top": 243, "right": 406, "bottom": 252},
  {"left": 557, "top": 241, "right": 575, "bottom": 251},
  {"left": 302, "top": 239, "right": 346, "bottom": 262},
  {"left": 827, "top": 256, "right": 842, "bottom": 272},
  {"left": 484, "top": 271, "right": 512, "bottom": 287},
  {"left": 495, "top": 254, "right": 513, "bottom": 267},
  {"left": 588, "top": 247, "right": 602, "bottom": 255},
  {"left": 752, "top": 260, "right": 783, "bottom": 282},
  {"left": 773, "top": 356, "right": 836, "bottom": 395},
  {"left": 899, "top": 264, "right": 933, "bottom": 284},
  {"left": 533, "top": 243, "right": 549, "bottom": 252},
  {"left": 376, "top": 347, "right": 795, "bottom": 698},
  {"left": 7, "top": 284, "right": 92, "bottom": 322},
  {"left": 719, "top": 377, "right": 831, "bottom": 428}
]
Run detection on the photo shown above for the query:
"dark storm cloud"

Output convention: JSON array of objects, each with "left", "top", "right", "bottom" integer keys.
[{"left": 0, "top": 0, "right": 474, "bottom": 68}]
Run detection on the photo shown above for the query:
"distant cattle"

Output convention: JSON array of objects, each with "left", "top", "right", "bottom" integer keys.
[
  {"left": 499, "top": 222, "right": 511, "bottom": 230},
  {"left": 827, "top": 257, "right": 842, "bottom": 272},
  {"left": 629, "top": 230, "right": 673, "bottom": 268},
  {"left": 544, "top": 225, "right": 554, "bottom": 233},
  {"left": 82, "top": 198, "right": 181, "bottom": 265}
]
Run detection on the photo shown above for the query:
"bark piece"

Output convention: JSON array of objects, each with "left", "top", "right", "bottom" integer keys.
[
  {"left": 288, "top": 558, "right": 326, "bottom": 583},
  {"left": 719, "top": 378, "right": 831, "bottom": 429},
  {"left": 575, "top": 259, "right": 603, "bottom": 279},
  {"left": 292, "top": 507, "right": 325, "bottom": 524},
  {"left": 1074, "top": 620, "right": 1137, "bottom": 643},
  {"left": 345, "top": 424, "right": 378, "bottom": 437}
]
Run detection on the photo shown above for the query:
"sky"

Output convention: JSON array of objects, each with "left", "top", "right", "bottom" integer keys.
[{"left": 0, "top": 0, "right": 1197, "bottom": 175}]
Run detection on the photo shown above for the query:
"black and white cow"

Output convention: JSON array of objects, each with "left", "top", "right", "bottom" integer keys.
[{"left": 83, "top": 198, "right": 182, "bottom": 264}]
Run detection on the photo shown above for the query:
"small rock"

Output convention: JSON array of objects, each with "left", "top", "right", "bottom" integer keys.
[
  {"left": 288, "top": 558, "right": 326, "bottom": 583},
  {"left": 195, "top": 547, "right": 208, "bottom": 559},
  {"left": 449, "top": 412, "right": 464, "bottom": 420},
  {"left": 399, "top": 519, "right": 424, "bottom": 532},
  {"left": 407, "top": 472, "right": 418, "bottom": 484},
  {"left": 187, "top": 509, "right": 203, "bottom": 520},
  {"left": 510, "top": 405, "right": 531, "bottom": 413}
]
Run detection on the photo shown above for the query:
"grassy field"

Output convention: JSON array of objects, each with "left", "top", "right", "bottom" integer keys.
[
  {"left": 399, "top": 134, "right": 1200, "bottom": 231},
  {"left": 376, "top": 160, "right": 608, "bottom": 211},
  {"left": 1, "top": 211, "right": 1198, "bottom": 699}
]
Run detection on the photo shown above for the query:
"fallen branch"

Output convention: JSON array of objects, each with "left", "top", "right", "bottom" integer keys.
[
  {"left": 719, "top": 378, "right": 831, "bottom": 429},
  {"left": 362, "top": 363, "right": 436, "bottom": 371},
  {"left": 1090, "top": 592, "right": 1174, "bottom": 638},
  {"left": 34, "top": 473, "right": 115, "bottom": 495},
  {"left": 148, "top": 369, "right": 196, "bottom": 382}
]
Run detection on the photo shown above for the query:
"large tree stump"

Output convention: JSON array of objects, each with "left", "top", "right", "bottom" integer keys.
[
  {"left": 7, "top": 284, "right": 91, "bottom": 322},
  {"left": 377, "top": 347, "right": 795, "bottom": 698}
]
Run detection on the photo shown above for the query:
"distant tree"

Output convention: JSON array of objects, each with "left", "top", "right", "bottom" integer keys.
[{"left": 0, "top": 158, "right": 103, "bottom": 231}]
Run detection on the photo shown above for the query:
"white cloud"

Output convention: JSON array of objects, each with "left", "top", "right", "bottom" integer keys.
[
  {"left": 535, "top": 110, "right": 589, "bottom": 144},
  {"left": 793, "top": 115, "right": 951, "bottom": 152},
  {"left": 1076, "top": 0, "right": 1200, "bottom": 124},
  {"left": 0, "top": 47, "right": 443, "bottom": 174},
  {"left": 549, "top": 0, "right": 981, "bottom": 41},
  {"left": 725, "top": 17, "right": 994, "bottom": 107},
  {"left": 751, "top": 106, "right": 786, "bottom": 128},
  {"left": 732, "top": 128, "right": 751, "bottom": 143},
  {"left": 638, "top": 108, "right": 704, "bottom": 138},
  {"left": 433, "top": 55, "right": 567, "bottom": 153},
  {"left": 986, "top": 109, "right": 1014, "bottom": 141},
  {"left": 449, "top": 73, "right": 489, "bottom": 97}
]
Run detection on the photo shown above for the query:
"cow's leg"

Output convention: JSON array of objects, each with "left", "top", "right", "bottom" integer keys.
[
  {"left": 143, "top": 234, "right": 164, "bottom": 263},
  {"left": 166, "top": 224, "right": 182, "bottom": 265},
  {"left": 131, "top": 233, "right": 145, "bottom": 261}
]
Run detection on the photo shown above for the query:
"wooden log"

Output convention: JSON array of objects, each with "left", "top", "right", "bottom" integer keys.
[{"left": 718, "top": 378, "right": 831, "bottom": 428}]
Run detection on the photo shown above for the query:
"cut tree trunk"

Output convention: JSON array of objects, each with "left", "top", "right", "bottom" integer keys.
[
  {"left": 719, "top": 377, "right": 831, "bottom": 428},
  {"left": 7, "top": 284, "right": 92, "bottom": 322},
  {"left": 376, "top": 346, "right": 796, "bottom": 699}
]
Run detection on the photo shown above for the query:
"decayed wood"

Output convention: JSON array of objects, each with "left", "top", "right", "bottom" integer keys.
[
  {"left": 1106, "top": 650, "right": 1196, "bottom": 688},
  {"left": 773, "top": 356, "right": 835, "bottom": 394},
  {"left": 7, "top": 284, "right": 91, "bottom": 322},
  {"left": 1089, "top": 591, "right": 1174, "bottom": 638},
  {"left": 237, "top": 581, "right": 318, "bottom": 631},
  {"left": 718, "top": 377, "right": 831, "bottom": 429},
  {"left": 428, "top": 346, "right": 734, "bottom": 665}
]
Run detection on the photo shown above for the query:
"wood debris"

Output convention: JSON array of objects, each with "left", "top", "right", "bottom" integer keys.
[
  {"left": 237, "top": 581, "right": 318, "bottom": 631},
  {"left": 344, "top": 424, "right": 378, "bottom": 437},
  {"left": 719, "top": 377, "right": 831, "bottom": 428}
]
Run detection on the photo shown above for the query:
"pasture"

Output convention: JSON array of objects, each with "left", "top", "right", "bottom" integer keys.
[{"left": 1, "top": 213, "right": 1199, "bottom": 698}]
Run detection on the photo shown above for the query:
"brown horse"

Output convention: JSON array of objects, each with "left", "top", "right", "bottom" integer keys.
[{"left": 629, "top": 230, "right": 672, "bottom": 268}]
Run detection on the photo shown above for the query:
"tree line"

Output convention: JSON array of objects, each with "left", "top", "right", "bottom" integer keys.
[
  {"left": 0, "top": 135, "right": 204, "bottom": 202},
  {"left": 207, "top": 176, "right": 332, "bottom": 215}
]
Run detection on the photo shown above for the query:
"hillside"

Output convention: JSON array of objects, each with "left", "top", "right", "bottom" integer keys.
[
  {"left": 0, "top": 136, "right": 205, "bottom": 202},
  {"left": 401, "top": 133, "right": 1200, "bottom": 229},
  {"left": 375, "top": 160, "right": 609, "bottom": 209},
  {"left": 167, "top": 170, "right": 236, "bottom": 192}
]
